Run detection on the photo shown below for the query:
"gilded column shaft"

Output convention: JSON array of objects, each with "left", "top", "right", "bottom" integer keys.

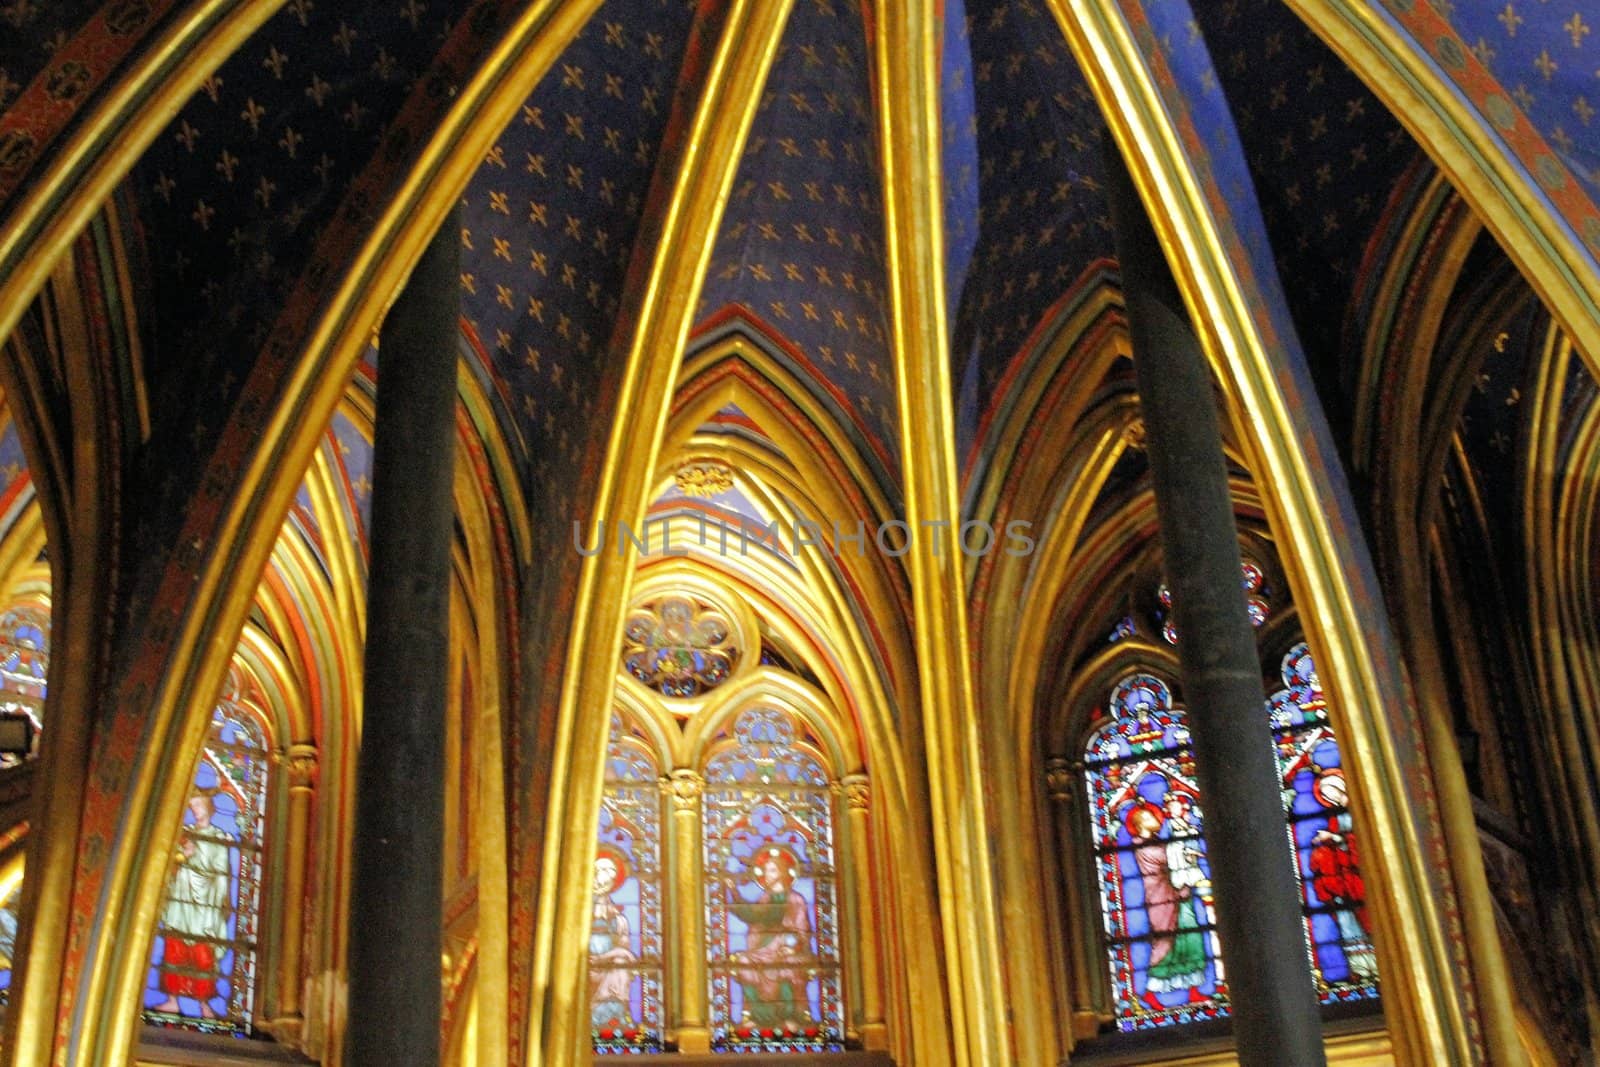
[
  {"left": 273, "top": 743, "right": 318, "bottom": 1035},
  {"left": 667, "top": 771, "right": 711, "bottom": 1054},
  {"left": 839, "top": 775, "right": 886, "bottom": 1049},
  {"left": 1044, "top": 757, "right": 1102, "bottom": 1034}
]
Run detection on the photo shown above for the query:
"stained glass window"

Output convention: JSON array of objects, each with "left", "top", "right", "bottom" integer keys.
[
  {"left": 1085, "top": 676, "right": 1226, "bottom": 1031},
  {"left": 592, "top": 711, "right": 666, "bottom": 1054},
  {"left": 703, "top": 706, "right": 843, "bottom": 1053},
  {"left": 1158, "top": 561, "right": 1270, "bottom": 646},
  {"left": 0, "top": 600, "right": 47, "bottom": 765},
  {"left": 0, "top": 861, "right": 20, "bottom": 1004},
  {"left": 143, "top": 702, "right": 269, "bottom": 1035},
  {"left": 1084, "top": 655, "right": 1379, "bottom": 1033},
  {"left": 622, "top": 595, "right": 738, "bottom": 698},
  {"left": 1270, "top": 644, "right": 1381, "bottom": 1003}
]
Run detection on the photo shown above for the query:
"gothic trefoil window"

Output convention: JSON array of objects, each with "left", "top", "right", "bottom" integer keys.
[{"left": 593, "top": 579, "right": 860, "bottom": 1056}]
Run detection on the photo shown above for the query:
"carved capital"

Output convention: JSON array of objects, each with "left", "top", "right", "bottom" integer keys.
[
  {"left": 283, "top": 743, "right": 319, "bottom": 790},
  {"left": 665, "top": 770, "right": 703, "bottom": 810},
  {"left": 1044, "top": 757, "right": 1076, "bottom": 803},
  {"left": 838, "top": 773, "right": 870, "bottom": 811},
  {"left": 1121, "top": 417, "right": 1147, "bottom": 451}
]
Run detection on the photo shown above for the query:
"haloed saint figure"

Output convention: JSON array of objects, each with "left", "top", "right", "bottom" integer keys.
[
  {"left": 728, "top": 845, "right": 816, "bottom": 1032},
  {"left": 589, "top": 846, "right": 639, "bottom": 1029},
  {"left": 1124, "top": 799, "right": 1210, "bottom": 1009},
  {"left": 154, "top": 794, "right": 233, "bottom": 1017}
]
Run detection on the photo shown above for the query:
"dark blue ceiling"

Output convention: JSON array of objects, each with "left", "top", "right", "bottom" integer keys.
[
  {"left": 695, "top": 0, "right": 898, "bottom": 479},
  {"left": 458, "top": 0, "right": 700, "bottom": 525},
  {"left": 952, "top": 0, "right": 1115, "bottom": 457},
  {"left": 1444, "top": 1, "right": 1600, "bottom": 205},
  {"left": 1190, "top": 0, "right": 1423, "bottom": 436},
  {"left": 124, "top": 0, "right": 481, "bottom": 556}
]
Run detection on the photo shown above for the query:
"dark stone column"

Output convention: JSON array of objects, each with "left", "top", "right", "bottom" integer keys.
[
  {"left": 1104, "top": 143, "right": 1326, "bottom": 1066},
  {"left": 344, "top": 208, "right": 460, "bottom": 1066}
]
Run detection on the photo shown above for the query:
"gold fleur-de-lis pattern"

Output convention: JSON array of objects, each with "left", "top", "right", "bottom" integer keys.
[
  {"left": 695, "top": 0, "right": 900, "bottom": 480},
  {"left": 458, "top": 0, "right": 696, "bottom": 524},
  {"left": 130, "top": 0, "right": 469, "bottom": 506},
  {"left": 952, "top": 0, "right": 1116, "bottom": 449},
  {"left": 1448, "top": 1, "right": 1600, "bottom": 200},
  {"left": 1183, "top": 0, "right": 1420, "bottom": 394}
]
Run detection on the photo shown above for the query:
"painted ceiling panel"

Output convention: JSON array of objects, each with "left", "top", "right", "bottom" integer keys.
[
  {"left": 1444, "top": 0, "right": 1600, "bottom": 203},
  {"left": 132, "top": 0, "right": 474, "bottom": 396},
  {"left": 0, "top": 1, "right": 106, "bottom": 111},
  {"left": 1191, "top": 0, "right": 1421, "bottom": 426},
  {"left": 955, "top": 0, "right": 1115, "bottom": 454},
  {"left": 695, "top": 0, "right": 899, "bottom": 480},
  {"left": 458, "top": 0, "right": 699, "bottom": 514},
  {"left": 120, "top": 0, "right": 479, "bottom": 588}
]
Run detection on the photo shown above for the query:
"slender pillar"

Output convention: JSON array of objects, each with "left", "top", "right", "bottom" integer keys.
[
  {"left": 838, "top": 775, "right": 886, "bottom": 1050},
  {"left": 343, "top": 208, "right": 460, "bottom": 1066},
  {"left": 1104, "top": 144, "right": 1326, "bottom": 1066},
  {"left": 268, "top": 742, "right": 318, "bottom": 1044},
  {"left": 667, "top": 770, "right": 711, "bottom": 1053},
  {"left": 1042, "top": 757, "right": 1102, "bottom": 1037}
]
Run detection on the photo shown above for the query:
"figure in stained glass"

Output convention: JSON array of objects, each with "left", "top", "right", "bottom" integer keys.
[
  {"left": 726, "top": 844, "right": 815, "bottom": 1032},
  {"left": 1307, "top": 770, "right": 1377, "bottom": 982},
  {"left": 1271, "top": 642, "right": 1380, "bottom": 1001},
  {"left": 589, "top": 846, "right": 640, "bottom": 1030},
  {"left": 1085, "top": 676, "right": 1224, "bottom": 1031},
  {"left": 154, "top": 793, "right": 234, "bottom": 1017},
  {"left": 704, "top": 706, "right": 843, "bottom": 1052},
  {"left": 144, "top": 702, "right": 268, "bottom": 1034},
  {"left": 1126, "top": 800, "right": 1208, "bottom": 1008},
  {"left": 592, "top": 711, "right": 665, "bottom": 1053}
]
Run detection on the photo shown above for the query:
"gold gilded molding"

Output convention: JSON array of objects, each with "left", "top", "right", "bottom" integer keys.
[
  {"left": 672, "top": 461, "right": 735, "bottom": 498},
  {"left": 523, "top": 5, "right": 795, "bottom": 1064},
  {"left": 1285, "top": 1, "right": 1600, "bottom": 400},
  {"left": 63, "top": 6, "right": 602, "bottom": 1064},
  {"left": 0, "top": 1, "right": 286, "bottom": 369},
  {"left": 1048, "top": 2, "right": 1484, "bottom": 1062},
  {"left": 872, "top": 1, "right": 1009, "bottom": 1063}
]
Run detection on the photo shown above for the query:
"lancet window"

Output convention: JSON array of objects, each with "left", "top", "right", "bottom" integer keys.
[
  {"left": 1080, "top": 646, "right": 1379, "bottom": 1034},
  {"left": 592, "top": 711, "right": 668, "bottom": 1053},
  {"left": 592, "top": 582, "right": 862, "bottom": 1057},
  {"left": 703, "top": 705, "right": 844, "bottom": 1052},
  {"left": 142, "top": 698, "right": 271, "bottom": 1035}
]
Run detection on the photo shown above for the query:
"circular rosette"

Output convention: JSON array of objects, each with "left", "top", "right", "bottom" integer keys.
[{"left": 619, "top": 594, "right": 741, "bottom": 698}]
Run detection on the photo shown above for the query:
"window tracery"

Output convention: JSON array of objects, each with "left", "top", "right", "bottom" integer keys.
[
  {"left": 596, "top": 571, "right": 862, "bottom": 1057},
  {"left": 621, "top": 594, "right": 740, "bottom": 699}
]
